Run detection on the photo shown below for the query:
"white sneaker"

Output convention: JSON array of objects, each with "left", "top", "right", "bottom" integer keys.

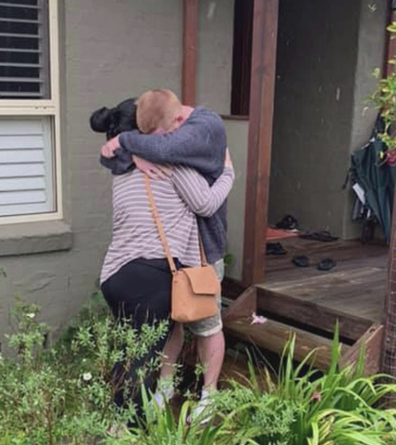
[
  {"left": 151, "top": 390, "right": 173, "bottom": 410},
  {"left": 187, "top": 390, "right": 213, "bottom": 425},
  {"left": 150, "top": 377, "right": 175, "bottom": 410},
  {"left": 108, "top": 422, "right": 128, "bottom": 439}
]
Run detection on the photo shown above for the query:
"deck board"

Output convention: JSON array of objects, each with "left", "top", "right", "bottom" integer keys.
[{"left": 258, "top": 238, "right": 387, "bottom": 323}]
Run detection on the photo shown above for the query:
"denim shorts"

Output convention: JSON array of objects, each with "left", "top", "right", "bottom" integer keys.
[{"left": 185, "top": 259, "right": 224, "bottom": 337}]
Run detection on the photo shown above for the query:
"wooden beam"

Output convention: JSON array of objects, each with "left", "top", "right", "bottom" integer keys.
[
  {"left": 224, "top": 317, "right": 348, "bottom": 370},
  {"left": 256, "top": 287, "right": 373, "bottom": 342},
  {"left": 381, "top": 182, "right": 396, "bottom": 377},
  {"left": 384, "top": 1, "right": 396, "bottom": 78},
  {"left": 223, "top": 286, "right": 257, "bottom": 323},
  {"left": 242, "top": 0, "right": 279, "bottom": 286},
  {"left": 381, "top": 0, "right": 396, "bottom": 381},
  {"left": 342, "top": 324, "right": 383, "bottom": 375},
  {"left": 222, "top": 276, "right": 248, "bottom": 300},
  {"left": 182, "top": 0, "right": 198, "bottom": 106}
]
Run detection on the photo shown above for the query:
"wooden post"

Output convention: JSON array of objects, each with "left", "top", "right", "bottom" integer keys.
[
  {"left": 382, "top": 182, "right": 396, "bottom": 378},
  {"left": 384, "top": 0, "right": 396, "bottom": 78},
  {"left": 381, "top": 0, "right": 396, "bottom": 382},
  {"left": 242, "top": 0, "right": 279, "bottom": 286},
  {"left": 182, "top": 0, "right": 198, "bottom": 106}
]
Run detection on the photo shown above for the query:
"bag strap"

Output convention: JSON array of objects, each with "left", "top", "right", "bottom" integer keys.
[
  {"left": 144, "top": 175, "right": 207, "bottom": 270},
  {"left": 144, "top": 175, "right": 177, "bottom": 274},
  {"left": 198, "top": 234, "right": 208, "bottom": 267}
]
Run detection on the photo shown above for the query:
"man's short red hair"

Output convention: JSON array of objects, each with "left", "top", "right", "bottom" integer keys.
[{"left": 136, "top": 89, "right": 182, "bottom": 134}]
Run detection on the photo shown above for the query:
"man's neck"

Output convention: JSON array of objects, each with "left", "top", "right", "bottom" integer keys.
[{"left": 181, "top": 105, "right": 194, "bottom": 121}]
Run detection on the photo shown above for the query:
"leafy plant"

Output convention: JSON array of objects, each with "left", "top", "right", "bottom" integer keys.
[
  {"left": 229, "top": 327, "right": 396, "bottom": 445},
  {"left": 1, "top": 287, "right": 396, "bottom": 445},
  {"left": 212, "top": 383, "right": 297, "bottom": 445},
  {"left": 123, "top": 387, "right": 228, "bottom": 445},
  {"left": 224, "top": 253, "right": 235, "bottom": 268},
  {"left": 371, "top": 22, "right": 396, "bottom": 157},
  {"left": 0, "top": 296, "right": 168, "bottom": 445}
]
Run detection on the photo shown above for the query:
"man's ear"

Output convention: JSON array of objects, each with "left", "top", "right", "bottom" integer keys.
[
  {"left": 175, "top": 114, "right": 184, "bottom": 124},
  {"left": 153, "top": 127, "right": 166, "bottom": 135}
]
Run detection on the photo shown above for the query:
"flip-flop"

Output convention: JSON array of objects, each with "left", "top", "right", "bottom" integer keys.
[
  {"left": 299, "top": 231, "right": 339, "bottom": 242},
  {"left": 266, "top": 242, "right": 287, "bottom": 256},
  {"left": 275, "top": 215, "right": 299, "bottom": 230},
  {"left": 317, "top": 258, "right": 336, "bottom": 271},
  {"left": 292, "top": 255, "right": 310, "bottom": 267}
]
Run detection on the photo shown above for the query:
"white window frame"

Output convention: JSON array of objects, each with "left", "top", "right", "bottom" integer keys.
[{"left": 0, "top": 0, "right": 62, "bottom": 225}]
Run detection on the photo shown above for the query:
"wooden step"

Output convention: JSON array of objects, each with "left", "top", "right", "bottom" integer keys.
[
  {"left": 222, "top": 286, "right": 383, "bottom": 373},
  {"left": 224, "top": 316, "right": 349, "bottom": 370}
]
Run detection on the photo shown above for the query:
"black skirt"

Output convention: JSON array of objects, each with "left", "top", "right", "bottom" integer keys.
[
  {"left": 101, "top": 257, "right": 173, "bottom": 328},
  {"left": 101, "top": 258, "right": 173, "bottom": 413}
]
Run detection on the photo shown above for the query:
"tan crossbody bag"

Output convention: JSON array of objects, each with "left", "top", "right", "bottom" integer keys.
[{"left": 144, "top": 175, "right": 220, "bottom": 323}]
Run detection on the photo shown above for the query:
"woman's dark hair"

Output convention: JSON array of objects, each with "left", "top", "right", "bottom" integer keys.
[{"left": 90, "top": 98, "right": 138, "bottom": 140}]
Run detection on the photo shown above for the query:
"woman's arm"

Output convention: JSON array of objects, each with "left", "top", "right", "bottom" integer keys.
[{"left": 171, "top": 164, "right": 235, "bottom": 217}]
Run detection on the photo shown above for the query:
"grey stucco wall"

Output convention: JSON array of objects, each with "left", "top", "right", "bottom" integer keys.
[
  {"left": 223, "top": 119, "right": 249, "bottom": 280},
  {"left": 269, "top": 0, "right": 387, "bottom": 237},
  {"left": 0, "top": 0, "right": 183, "bottom": 340},
  {"left": 343, "top": 1, "right": 388, "bottom": 239},
  {"left": 197, "top": 0, "right": 234, "bottom": 114}
]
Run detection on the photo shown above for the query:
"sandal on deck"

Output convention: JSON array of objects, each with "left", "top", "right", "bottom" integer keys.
[
  {"left": 299, "top": 231, "right": 339, "bottom": 242},
  {"left": 266, "top": 242, "right": 287, "bottom": 255},
  {"left": 275, "top": 215, "right": 299, "bottom": 230},
  {"left": 292, "top": 255, "right": 310, "bottom": 267},
  {"left": 317, "top": 258, "right": 336, "bottom": 271}
]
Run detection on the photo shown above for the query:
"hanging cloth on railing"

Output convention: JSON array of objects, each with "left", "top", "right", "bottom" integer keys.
[{"left": 345, "top": 116, "right": 395, "bottom": 243}]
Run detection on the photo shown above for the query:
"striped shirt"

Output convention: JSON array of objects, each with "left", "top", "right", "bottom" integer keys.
[
  {"left": 103, "top": 107, "right": 228, "bottom": 263},
  {"left": 100, "top": 166, "right": 234, "bottom": 284}
]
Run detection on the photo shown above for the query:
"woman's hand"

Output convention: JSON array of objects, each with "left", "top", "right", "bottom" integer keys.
[
  {"left": 101, "top": 135, "right": 120, "bottom": 158},
  {"left": 225, "top": 148, "right": 233, "bottom": 170},
  {"left": 133, "top": 155, "right": 173, "bottom": 180}
]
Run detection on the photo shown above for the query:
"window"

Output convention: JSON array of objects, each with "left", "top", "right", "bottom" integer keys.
[
  {"left": 0, "top": 0, "right": 60, "bottom": 223},
  {"left": 231, "top": 0, "right": 253, "bottom": 116}
]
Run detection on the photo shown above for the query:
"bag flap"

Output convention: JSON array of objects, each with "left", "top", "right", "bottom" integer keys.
[{"left": 181, "top": 266, "right": 220, "bottom": 295}]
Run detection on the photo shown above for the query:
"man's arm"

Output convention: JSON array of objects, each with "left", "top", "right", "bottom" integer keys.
[{"left": 101, "top": 108, "right": 227, "bottom": 178}]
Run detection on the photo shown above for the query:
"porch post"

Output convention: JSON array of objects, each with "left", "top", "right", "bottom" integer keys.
[
  {"left": 242, "top": 0, "right": 279, "bottom": 286},
  {"left": 384, "top": 0, "right": 396, "bottom": 78},
  {"left": 382, "top": 0, "right": 396, "bottom": 381},
  {"left": 382, "top": 188, "right": 396, "bottom": 378},
  {"left": 182, "top": 0, "right": 198, "bottom": 106}
]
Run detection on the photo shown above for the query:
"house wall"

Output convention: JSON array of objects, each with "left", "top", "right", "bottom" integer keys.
[
  {"left": 197, "top": 0, "right": 234, "bottom": 114},
  {"left": 223, "top": 119, "right": 249, "bottom": 280},
  {"left": 0, "top": 0, "right": 183, "bottom": 340},
  {"left": 269, "top": 0, "right": 388, "bottom": 238},
  {"left": 343, "top": 1, "right": 388, "bottom": 239}
]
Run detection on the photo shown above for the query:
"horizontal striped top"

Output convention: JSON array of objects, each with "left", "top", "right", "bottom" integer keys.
[{"left": 100, "top": 166, "right": 234, "bottom": 284}]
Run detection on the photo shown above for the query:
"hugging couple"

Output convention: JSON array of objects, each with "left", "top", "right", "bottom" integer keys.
[{"left": 91, "top": 89, "right": 234, "bottom": 423}]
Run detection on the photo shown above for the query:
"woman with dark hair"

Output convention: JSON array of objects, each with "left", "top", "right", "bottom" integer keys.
[
  {"left": 90, "top": 97, "right": 234, "bottom": 419},
  {"left": 90, "top": 98, "right": 138, "bottom": 140}
]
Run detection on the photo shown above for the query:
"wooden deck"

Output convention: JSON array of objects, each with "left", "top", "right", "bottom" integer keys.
[
  {"left": 259, "top": 237, "right": 388, "bottom": 324},
  {"left": 222, "top": 237, "right": 387, "bottom": 371}
]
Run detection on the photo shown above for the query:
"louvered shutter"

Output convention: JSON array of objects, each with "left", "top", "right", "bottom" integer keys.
[
  {"left": 0, "top": 0, "right": 49, "bottom": 99},
  {"left": 0, "top": 116, "right": 54, "bottom": 216}
]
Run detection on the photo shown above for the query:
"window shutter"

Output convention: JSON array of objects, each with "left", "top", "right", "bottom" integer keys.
[
  {"left": 0, "top": 0, "right": 49, "bottom": 99},
  {"left": 0, "top": 116, "right": 54, "bottom": 216}
]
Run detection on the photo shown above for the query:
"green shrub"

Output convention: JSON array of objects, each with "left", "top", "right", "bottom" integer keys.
[
  {"left": 371, "top": 22, "right": 396, "bottom": 152},
  {"left": 212, "top": 384, "right": 297, "bottom": 445},
  {"left": 1, "top": 285, "right": 396, "bottom": 444},
  {"left": 0, "top": 296, "right": 168, "bottom": 445},
  {"left": 123, "top": 387, "right": 228, "bottom": 445},
  {"left": 236, "top": 328, "right": 396, "bottom": 445}
]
